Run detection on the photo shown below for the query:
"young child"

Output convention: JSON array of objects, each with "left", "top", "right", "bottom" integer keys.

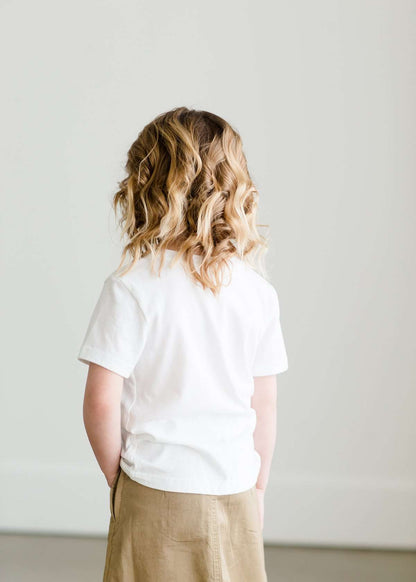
[{"left": 77, "top": 106, "right": 288, "bottom": 581}]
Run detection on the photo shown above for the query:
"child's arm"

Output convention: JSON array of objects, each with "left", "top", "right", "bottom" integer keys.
[
  {"left": 83, "top": 363, "right": 123, "bottom": 487},
  {"left": 251, "top": 374, "right": 277, "bottom": 529},
  {"left": 252, "top": 374, "right": 278, "bottom": 492}
]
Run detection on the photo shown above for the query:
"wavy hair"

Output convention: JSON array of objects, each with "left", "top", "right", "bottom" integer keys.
[{"left": 112, "top": 106, "right": 270, "bottom": 295}]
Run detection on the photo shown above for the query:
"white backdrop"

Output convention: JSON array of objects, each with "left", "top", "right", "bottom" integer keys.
[{"left": 1, "top": 0, "right": 415, "bottom": 549}]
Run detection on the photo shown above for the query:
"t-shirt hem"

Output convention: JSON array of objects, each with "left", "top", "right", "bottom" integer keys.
[{"left": 119, "top": 459, "right": 258, "bottom": 496}]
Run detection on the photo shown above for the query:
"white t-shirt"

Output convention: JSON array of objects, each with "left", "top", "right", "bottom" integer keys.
[{"left": 77, "top": 249, "right": 288, "bottom": 495}]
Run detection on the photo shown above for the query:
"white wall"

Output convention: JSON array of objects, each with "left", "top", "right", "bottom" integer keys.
[{"left": 1, "top": 0, "right": 415, "bottom": 549}]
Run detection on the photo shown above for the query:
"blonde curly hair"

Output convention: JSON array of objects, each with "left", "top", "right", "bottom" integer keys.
[{"left": 113, "top": 106, "right": 270, "bottom": 295}]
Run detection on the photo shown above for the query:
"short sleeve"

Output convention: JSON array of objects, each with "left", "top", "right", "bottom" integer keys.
[
  {"left": 77, "top": 275, "right": 147, "bottom": 379},
  {"left": 252, "top": 286, "right": 288, "bottom": 376}
]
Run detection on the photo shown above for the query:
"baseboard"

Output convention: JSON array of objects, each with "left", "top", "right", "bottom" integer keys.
[
  {"left": 1, "top": 461, "right": 415, "bottom": 549},
  {"left": 264, "top": 472, "right": 416, "bottom": 550}
]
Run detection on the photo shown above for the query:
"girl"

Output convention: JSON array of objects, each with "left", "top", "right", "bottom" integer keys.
[{"left": 77, "top": 106, "right": 288, "bottom": 581}]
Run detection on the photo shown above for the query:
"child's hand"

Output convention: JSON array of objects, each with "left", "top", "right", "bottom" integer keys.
[
  {"left": 255, "top": 487, "right": 265, "bottom": 531},
  {"left": 107, "top": 469, "right": 120, "bottom": 488}
]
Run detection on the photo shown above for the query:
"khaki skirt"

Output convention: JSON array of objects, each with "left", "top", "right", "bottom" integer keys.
[{"left": 103, "top": 466, "right": 267, "bottom": 581}]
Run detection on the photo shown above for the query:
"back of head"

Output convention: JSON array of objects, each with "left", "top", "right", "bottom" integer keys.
[{"left": 113, "top": 106, "right": 269, "bottom": 295}]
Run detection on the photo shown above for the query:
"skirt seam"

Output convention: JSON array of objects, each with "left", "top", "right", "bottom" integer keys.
[{"left": 210, "top": 497, "right": 222, "bottom": 582}]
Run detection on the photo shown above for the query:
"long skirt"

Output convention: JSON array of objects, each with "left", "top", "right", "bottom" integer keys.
[{"left": 103, "top": 466, "right": 268, "bottom": 581}]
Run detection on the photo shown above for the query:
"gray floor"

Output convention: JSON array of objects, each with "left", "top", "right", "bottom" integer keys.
[{"left": 0, "top": 534, "right": 415, "bottom": 581}]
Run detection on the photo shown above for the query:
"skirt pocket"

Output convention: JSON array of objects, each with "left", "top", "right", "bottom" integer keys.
[{"left": 109, "top": 466, "right": 124, "bottom": 521}]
